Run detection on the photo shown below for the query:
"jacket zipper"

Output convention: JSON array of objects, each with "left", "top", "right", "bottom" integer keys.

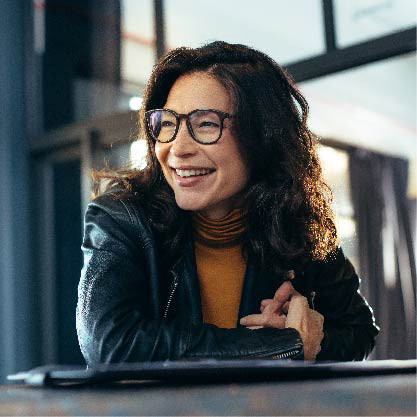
[
  {"left": 270, "top": 348, "right": 302, "bottom": 360},
  {"left": 163, "top": 271, "right": 179, "bottom": 319}
]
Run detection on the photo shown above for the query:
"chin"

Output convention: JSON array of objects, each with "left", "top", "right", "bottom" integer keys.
[{"left": 174, "top": 195, "right": 206, "bottom": 212}]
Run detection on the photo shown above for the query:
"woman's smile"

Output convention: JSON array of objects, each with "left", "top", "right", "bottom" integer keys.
[{"left": 172, "top": 167, "right": 215, "bottom": 187}]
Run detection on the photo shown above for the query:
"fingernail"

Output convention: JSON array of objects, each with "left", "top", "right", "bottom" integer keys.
[{"left": 240, "top": 318, "right": 247, "bottom": 325}]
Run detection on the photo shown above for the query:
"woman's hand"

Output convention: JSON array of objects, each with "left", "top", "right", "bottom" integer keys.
[
  {"left": 240, "top": 281, "right": 294, "bottom": 329},
  {"left": 240, "top": 281, "right": 324, "bottom": 361},
  {"left": 284, "top": 292, "right": 324, "bottom": 360}
]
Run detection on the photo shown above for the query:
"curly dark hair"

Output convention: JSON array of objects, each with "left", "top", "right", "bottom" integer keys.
[{"left": 95, "top": 41, "right": 338, "bottom": 273}]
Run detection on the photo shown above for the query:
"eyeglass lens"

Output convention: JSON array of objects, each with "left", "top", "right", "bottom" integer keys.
[{"left": 148, "top": 110, "right": 222, "bottom": 143}]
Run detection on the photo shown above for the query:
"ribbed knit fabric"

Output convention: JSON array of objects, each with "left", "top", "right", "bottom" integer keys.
[{"left": 192, "top": 209, "right": 247, "bottom": 328}]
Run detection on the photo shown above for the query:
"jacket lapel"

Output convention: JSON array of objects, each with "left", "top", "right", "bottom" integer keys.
[
  {"left": 237, "top": 262, "right": 259, "bottom": 321},
  {"left": 176, "top": 238, "right": 203, "bottom": 325}
]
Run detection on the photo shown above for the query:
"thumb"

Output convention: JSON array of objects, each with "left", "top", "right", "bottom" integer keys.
[{"left": 285, "top": 294, "right": 308, "bottom": 329}]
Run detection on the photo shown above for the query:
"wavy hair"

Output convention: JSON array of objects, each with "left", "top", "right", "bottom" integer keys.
[{"left": 96, "top": 41, "right": 338, "bottom": 272}]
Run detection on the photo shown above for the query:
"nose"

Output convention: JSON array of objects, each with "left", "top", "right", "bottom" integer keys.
[{"left": 169, "top": 118, "right": 198, "bottom": 157}]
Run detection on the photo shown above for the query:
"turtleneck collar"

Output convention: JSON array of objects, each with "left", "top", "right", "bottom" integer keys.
[{"left": 192, "top": 209, "right": 247, "bottom": 248}]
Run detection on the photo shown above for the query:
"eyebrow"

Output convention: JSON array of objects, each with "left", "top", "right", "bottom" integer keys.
[{"left": 162, "top": 108, "right": 231, "bottom": 114}]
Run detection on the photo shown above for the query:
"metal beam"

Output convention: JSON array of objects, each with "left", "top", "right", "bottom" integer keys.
[
  {"left": 322, "top": 0, "right": 336, "bottom": 52},
  {"left": 154, "top": 0, "right": 165, "bottom": 60},
  {"left": 286, "top": 27, "right": 416, "bottom": 82}
]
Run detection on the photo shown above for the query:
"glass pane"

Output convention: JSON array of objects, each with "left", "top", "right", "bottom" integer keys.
[
  {"left": 334, "top": 0, "right": 417, "bottom": 48},
  {"left": 317, "top": 146, "right": 359, "bottom": 269},
  {"left": 120, "top": 0, "right": 155, "bottom": 108},
  {"left": 165, "top": 0, "right": 325, "bottom": 65},
  {"left": 299, "top": 53, "right": 416, "bottom": 161}
]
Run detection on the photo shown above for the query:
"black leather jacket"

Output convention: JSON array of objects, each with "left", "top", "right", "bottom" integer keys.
[{"left": 76, "top": 193, "right": 379, "bottom": 365}]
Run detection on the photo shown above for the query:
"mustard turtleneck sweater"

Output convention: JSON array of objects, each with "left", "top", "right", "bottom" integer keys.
[{"left": 192, "top": 209, "right": 247, "bottom": 329}]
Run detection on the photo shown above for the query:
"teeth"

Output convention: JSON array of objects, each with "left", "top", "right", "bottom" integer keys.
[{"left": 175, "top": 168, "right": 212, "bottom": 177}]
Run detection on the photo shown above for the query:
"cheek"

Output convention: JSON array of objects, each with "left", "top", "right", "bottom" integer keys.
[
  {"left": 155, "top": 144, "right": 168, "bottom": 168},
  {"left": 215, "top": 153, "right": 249, "bottom": 198},
  {"left": 154, "top": 143, "right": 163, "bottom": 163},
  {"left": 154, "top": 144, "right": 172, "bottom": 183},
  {"left": 223, "top": 146, "right": 250, "bottom": 187},
  {"left": 233, "top": 161, "right": 250, "bottom": 189}
]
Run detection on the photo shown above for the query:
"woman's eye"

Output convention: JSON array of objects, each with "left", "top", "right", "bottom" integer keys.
[
  {"left": 199, "top": 121, "right": 219, "bottom": 128},
  {"left": 161, "top": 121, "right": 175, "bottom": 127}
]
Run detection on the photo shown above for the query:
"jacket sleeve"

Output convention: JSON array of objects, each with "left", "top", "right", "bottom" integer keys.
[
  {"left": 76, "top": 195, "right": 303, "bottom": 365},
  {"left": 311, "top": 248, "right": 379, "bottom": 361}
]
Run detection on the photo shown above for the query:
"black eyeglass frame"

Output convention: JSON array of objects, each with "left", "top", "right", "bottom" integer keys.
[{"left": 145, "top": 108, "right": 235, "bottom": 145}]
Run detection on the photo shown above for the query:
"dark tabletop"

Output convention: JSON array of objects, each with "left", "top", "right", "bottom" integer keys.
[{"left": 1, "top": 373, "right": 415, "bottom": 416}]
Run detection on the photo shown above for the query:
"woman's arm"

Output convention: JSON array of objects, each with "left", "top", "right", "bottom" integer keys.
[{"left": 76, "top": 196, "right": 303, "bottom": 365}]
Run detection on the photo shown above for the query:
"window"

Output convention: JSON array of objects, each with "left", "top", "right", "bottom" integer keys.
[
  {"left": 334, "top": 0, "right": 416, "bottom": 47},
  {"left": 318, "top": 146, "right": 359, "bottom": 269},
  {"left": 121, "top": 0, "right": 155, "bottom": 88},
  {"left": 165, "top": 0, "right": 325, "bottom": 65}
]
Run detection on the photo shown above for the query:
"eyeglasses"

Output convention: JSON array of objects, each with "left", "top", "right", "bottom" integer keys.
[{"left": 145, "top": 109, "right": 235, "bottom": 145}]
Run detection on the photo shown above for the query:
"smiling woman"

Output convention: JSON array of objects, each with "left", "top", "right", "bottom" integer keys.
[{"left": 76, "top": 41, "right": 379, "bottom": 365}]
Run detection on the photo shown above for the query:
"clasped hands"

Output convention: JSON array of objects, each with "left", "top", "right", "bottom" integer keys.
[{"left": 239, "top": 281, "right": 324, "bottom": 361}]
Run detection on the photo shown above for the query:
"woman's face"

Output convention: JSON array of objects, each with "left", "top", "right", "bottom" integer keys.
[{"left": 154, "top": 72, "right": 249, "bottom": 220}]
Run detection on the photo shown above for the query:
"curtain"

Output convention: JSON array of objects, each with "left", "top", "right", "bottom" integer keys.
[{"left": 349, "top": 150, "right": 416, "bottom": 359}]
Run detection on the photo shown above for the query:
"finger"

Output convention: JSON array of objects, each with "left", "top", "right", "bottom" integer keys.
[
  {"left": 240, "top": 313, "right": 286, "bottom": 328},
  {"left": 285, "top": 295, "right": 309, "bottom": 329},
  {"left": 240, "top": 314, "right": 268, "bottom": 327},
  {"left": 317, "top": 312, "right": 324, "bottom": 326},
  {"left": 288, "top": 294, "right": 309, "bottom": 312},
  {"left": 266, "top": 314, "right": 286, "bottom": 328},
  {"left": 314, "top": 333, "right": 323, "bottom": 357},
  {"left": 261, "top": 299, "right": 273, "bottom": 307},
  {"left": 247, "top": 326, "right": 264, "bottom": 330},
  {"left": 311, "top": 310, "right": 324, "bottom": 330},
  {"left": 317, "top": 315, "right": 324, "bottom": 328},
  {"left": 260, "top": 299, "right": 274, "bottom": 312},
  {"left": 281, "top": 301, "right": 290, "bottom": 314},
  {"left": 263, "top": 299, "right": 280, "bottom": 314},
  {"left": 273, "top": 281, "right": 295, "bottom": 311}
]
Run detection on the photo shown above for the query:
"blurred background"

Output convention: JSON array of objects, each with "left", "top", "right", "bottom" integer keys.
[{"left": 0, "top": 0, "right": 415, "bottom": 383}]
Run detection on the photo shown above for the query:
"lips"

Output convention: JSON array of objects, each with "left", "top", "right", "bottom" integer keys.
[
  {"left": 171, "top": 167, "right": 215, "bottom": 187},
  {"left": 174, "top": 168, "right": 214, "bottom": 178}
]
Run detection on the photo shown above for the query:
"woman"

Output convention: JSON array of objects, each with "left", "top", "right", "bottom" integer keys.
[{"left": 76, "top": 41, "right": 378, "bottom": 364}]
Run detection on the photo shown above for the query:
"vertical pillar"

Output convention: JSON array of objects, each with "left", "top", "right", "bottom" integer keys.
[
  {"left": 154, "top": 0, "right": 166, "bottom": 59},
  {"left": 0, "top": 1, "right": 37, "bottom": 382}
]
